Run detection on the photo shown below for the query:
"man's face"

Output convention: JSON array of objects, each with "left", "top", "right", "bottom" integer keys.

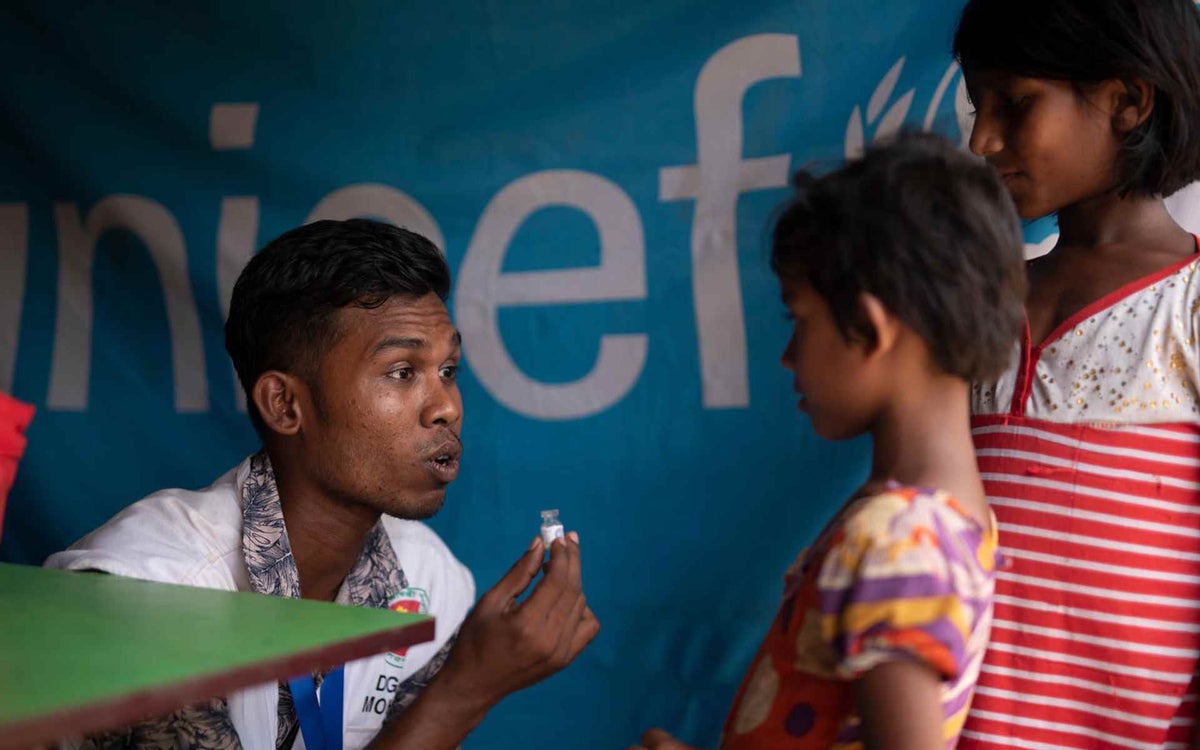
[{"left": 300, "top": 293, "right": 464, "bottom": 519}]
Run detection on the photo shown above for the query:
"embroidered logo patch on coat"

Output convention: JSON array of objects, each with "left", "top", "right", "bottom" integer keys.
[{"left": 385, "top": 587, "right": 430, "bottom": 667}]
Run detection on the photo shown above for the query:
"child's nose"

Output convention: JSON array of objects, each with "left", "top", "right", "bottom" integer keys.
[
  {"left": 968, "top": 116, "right": 1003, "bottom": 159},
  {"left": 780, "top": 334, "right": 798, "bottom": 372}
]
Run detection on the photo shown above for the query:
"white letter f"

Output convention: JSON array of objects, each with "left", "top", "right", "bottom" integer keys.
[{"left": 660, "top": 34, "right": 801, "bottom": 408}]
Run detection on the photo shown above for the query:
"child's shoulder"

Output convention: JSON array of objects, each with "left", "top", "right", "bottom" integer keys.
[
  {"left": 839, "top": 485, "right": 974, "bottom": 542},
  {"left": 828, "top": 486, "right": 993, "bottom": 574},
  {"left": 1137, "top": 242, "right": 1200, "bottom": 314}
]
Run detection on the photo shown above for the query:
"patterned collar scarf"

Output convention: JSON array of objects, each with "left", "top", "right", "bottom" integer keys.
[{"left": 240, "top": 451, "right": 409, "bottom": 747}]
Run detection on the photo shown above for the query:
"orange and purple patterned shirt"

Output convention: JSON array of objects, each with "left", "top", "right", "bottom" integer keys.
[{"left": 721, "top": 485, "right": 999, "bottom": 749}]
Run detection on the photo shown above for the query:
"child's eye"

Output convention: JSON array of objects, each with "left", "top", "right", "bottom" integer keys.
[
  {"left": 1002, "top": 94, "right": 1032, "bottom": 113},
  {"left": 439, "top": 364, "right": 458, "bottom": 381}
]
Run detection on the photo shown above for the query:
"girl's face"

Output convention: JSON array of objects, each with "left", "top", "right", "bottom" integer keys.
[
  {"left": 965, "top": 70, "right": 1124, "bottom": 220},
  {"left": 779, "top": 279, "right": 878, "bottom": 441}
]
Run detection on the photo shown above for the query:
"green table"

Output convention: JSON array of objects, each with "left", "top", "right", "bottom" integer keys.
[{"left": 0, "top": 563, "right": 435, "bottom": 749}]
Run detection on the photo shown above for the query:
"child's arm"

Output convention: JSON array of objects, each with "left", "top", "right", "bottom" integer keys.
[
  {"left": 627, "top": 728, "right": 703, "bottom": 750},
  {"left": 855, "top": 661, "right": 944, "bottom": 750},
  {"left": 630, "top": 660, "right": 945, "bottom": 750}
]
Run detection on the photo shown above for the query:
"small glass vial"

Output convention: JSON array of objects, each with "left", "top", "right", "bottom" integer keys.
[{"left": 540, "top": 509, "right": 565, "bottom": 546}]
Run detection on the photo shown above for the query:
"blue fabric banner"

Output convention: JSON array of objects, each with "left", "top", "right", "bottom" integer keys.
[{"left": 3, "top": 1, "right": 1198, "bottom": 747}]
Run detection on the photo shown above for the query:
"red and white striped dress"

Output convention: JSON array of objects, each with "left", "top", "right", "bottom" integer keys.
[{"left": 960, "top": 249, "right": 1200, "bottom": 749}]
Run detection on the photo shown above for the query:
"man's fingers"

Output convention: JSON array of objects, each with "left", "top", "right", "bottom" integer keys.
[
  {"left": 567, "top": 603, "right": 600, "bottom": 656},
  {"left": 522, "top": 535, "right": 578, "bottom": 617},
  {"left": 542, "top": 535, "right": 587, "bottom": 648},
  {"left": 543, "top": 535, "right": 587, "bottom": 628},
  {"left": 550, "top": 585, "right": 590, "bottom": 662},
  {"left": 566, "top": 531, "right": 582, "bottom": 588},
  {"left": 483, "top": 538, "right": 544, "bottom": 607}
]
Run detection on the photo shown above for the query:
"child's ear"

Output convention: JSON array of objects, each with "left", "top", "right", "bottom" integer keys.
[
  {"left": 252, "top": 370, "right": 309, "bottom": 437},
  {"left": 1107, "top": 78, "right": 1154, "bottom": 134},
  {"left": 858, "top": 292, "right": 899, "bottom": 360}
]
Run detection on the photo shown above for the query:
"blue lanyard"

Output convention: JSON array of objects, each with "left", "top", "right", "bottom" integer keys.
[{"left": 288, "top": 666, "right": 345, "bottom": 750}]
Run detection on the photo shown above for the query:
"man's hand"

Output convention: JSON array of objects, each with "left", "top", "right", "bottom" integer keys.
[
  {"left": 628, "top": 728, "right": 704, "bottom": 750},
  {"left": 441, "top": 531, "right": 600, "bottom": 707},
  {"left": 370, "top": 533, "right": 599, "bottom": 750}
]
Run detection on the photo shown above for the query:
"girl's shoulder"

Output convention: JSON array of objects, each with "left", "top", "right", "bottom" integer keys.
[
  {"left": 824, "top": 486, "right": 996, "bottom": 581},
  {"left": 838, "top": 485, "right": 979, "bottom": 541}
]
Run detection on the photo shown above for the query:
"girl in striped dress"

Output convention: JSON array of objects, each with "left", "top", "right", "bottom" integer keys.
[{"left": 954, "top": 1, "right": 1200, "bottom": 747}]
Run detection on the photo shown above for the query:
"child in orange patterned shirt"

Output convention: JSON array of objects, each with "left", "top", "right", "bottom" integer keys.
[{"left": 630, "top": 132, "right": 1025, "bottom": 750}]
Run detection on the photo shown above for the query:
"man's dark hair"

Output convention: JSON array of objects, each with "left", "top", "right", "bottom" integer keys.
[
  {"left": 225, "top": 218, "right": 451, "bottom": 437},
  {"left": 771, "top": 131, "right": 1026, "bottom": 383},
  {"left": 954, "top": 0, "right": 1200, "bottom": 197}
]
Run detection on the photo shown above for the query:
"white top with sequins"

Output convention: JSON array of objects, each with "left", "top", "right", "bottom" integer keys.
[{"left": 972, "top": 252, "right": 1200, "bottom": 423}]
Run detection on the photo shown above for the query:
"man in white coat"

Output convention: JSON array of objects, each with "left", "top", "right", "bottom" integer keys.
[{"left": 47, "top": 218, "right": 599, "bottom": 749}]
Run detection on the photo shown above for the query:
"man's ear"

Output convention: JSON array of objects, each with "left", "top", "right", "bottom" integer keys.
[
  {"left": 251, "top": 371, "right": 308, "bottom": 436},
  {"left": 857, "top": 292, "right": 900, "bottom": 361}
]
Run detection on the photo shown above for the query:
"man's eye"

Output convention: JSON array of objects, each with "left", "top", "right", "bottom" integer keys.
[
  {"left": 390, "top": 367, "right": 414, "bottom": 381},
  {"left": 440, "top": 365, "right": 458, "bottom": 381}
]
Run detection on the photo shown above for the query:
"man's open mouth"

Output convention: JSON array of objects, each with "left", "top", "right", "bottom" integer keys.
[{"left": 423, "top": 440, "right": 462, "bottom": 483}]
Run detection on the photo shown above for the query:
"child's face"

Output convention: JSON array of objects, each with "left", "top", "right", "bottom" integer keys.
[
  {"left": 965, "top": 69, "right": 1123, "bottom": 220},
  {"left": 779, "top": 279, "right": 878, "bottom": 441}
]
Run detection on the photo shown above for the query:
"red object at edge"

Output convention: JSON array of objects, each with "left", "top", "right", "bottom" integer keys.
[{"left": 0, "top": 393, "right": 35, "bottom": 540}]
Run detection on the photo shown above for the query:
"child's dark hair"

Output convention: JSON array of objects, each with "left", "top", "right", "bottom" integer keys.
[
  {"left": 771, "top": 132, "right": 1026, "bottom": 383},
  {"left": 954, "top": 0, "right": 1200, "bottom": 198}
]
